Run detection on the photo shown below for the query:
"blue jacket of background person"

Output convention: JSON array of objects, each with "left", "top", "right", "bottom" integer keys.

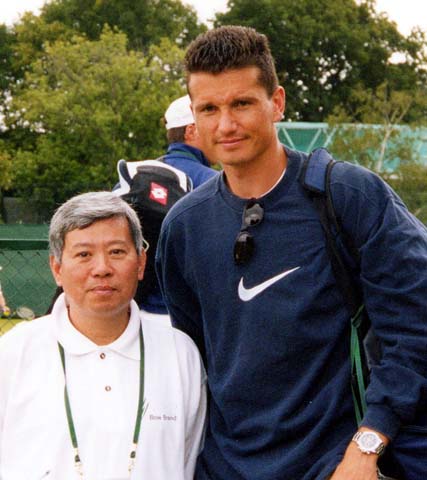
[{"left": 163, "top": 143, "right": 217, "bottom": 189}]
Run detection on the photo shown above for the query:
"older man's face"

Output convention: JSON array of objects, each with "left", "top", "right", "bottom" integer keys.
[{"left": 50, "top": 216, "right": 145, "bottom": 323}]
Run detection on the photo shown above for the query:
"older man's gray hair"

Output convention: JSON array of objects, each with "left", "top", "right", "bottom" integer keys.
[{"left": 49, "top": 191, "right": 145, "bottom": 262}]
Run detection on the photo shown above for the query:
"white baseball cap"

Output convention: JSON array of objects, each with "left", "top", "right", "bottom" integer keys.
[{"left": 164, "top": 95, "right": 194, "bottom": 130}]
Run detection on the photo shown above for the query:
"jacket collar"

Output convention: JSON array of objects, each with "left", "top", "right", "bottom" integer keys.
[
  {"left": 167, "top": 142, "right": 210, "bottom": 168},
  {"left": 53, "top": 294, "right": 141, "bottom": 360}
]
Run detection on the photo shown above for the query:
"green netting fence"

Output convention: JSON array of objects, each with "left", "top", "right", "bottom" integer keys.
[{"left": 0, "top": 225, "right": 55, "bottom": 335}]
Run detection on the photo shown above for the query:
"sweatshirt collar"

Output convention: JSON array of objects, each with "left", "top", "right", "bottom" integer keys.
[{"left": 218, "top": 145, "right": 300, "bottom": 211}]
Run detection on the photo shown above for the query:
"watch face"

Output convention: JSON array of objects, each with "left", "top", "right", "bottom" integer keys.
[
  {"left": 361, "top": 432, "right": 380, "bottom": 449},
  {"left": 353, "top": 431, "right": 384, "bottom": 455}
]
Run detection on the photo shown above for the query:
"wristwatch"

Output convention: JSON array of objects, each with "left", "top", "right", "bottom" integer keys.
[{"left": 352, "top": 431, "right": 385, "bottom": 455}]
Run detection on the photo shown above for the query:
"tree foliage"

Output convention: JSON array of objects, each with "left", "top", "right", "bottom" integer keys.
[
  {"left": 215, "top": 0, "right": 427, "bottom": 121},
  {"left": 386, "top": 163, "right": 427, "bottom": 225},
  {"left": 41, "top": 0, "right": 205, "bottom": 51},
  {"left": 0, "top": 1, "right": 205, "bottom": 205},
  {"left": 5, "top": 28, "right": 186, "bottom": 218},
  {"left": 0, "top": 24, "right": 16, "bottom": 91},
  {"left": 10, "top": 12, "right": 75, "bottom": 82},
  {"left": 0, "top": 142, "right": 14, "bottom": 191},
  {"left": 2, "top": 0, "right": 204, "bottom": 89}
]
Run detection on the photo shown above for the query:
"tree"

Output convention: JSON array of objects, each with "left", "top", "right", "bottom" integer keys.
[
  {"left": 215, "top": 0, "right": 427, "bottom": 121},
  {"left": 0, "top": 0, "right": 205, "bottom": 162},
  {"left": 41, "top": 0, "right": 205, "bottom": 51},
  {"left": 9, "top": 12, "right": 75, "bottom": 82},
  {"left": 0, "top": 24, "right": 16, "bottom": 91},
  {"left": 6, "top": 28, "right": 187, "bottom": 218},
  {"left": 0, "top": 142, "right": 14, "bottom": 222},
  {"left": 0, "top": 14, "right": 76, "bottom": 161},
  {"left": 1, "top": 0, "right": 203, "bottom": 97},
  {"left": 0, "top": 144, "right": 13, "bottom": 190}
]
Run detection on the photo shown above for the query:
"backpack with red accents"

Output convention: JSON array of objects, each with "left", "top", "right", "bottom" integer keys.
[{"left": 116, "top": 159, "right": 193, "bottom": 306}]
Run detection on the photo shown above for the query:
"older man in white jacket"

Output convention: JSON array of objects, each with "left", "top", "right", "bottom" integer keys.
[{"left": 0, "top": 191, "right": 206, "bottom": 480}]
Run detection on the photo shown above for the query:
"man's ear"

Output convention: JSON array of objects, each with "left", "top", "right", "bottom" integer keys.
[
  {"left": 184, "top": 123, "right": 198, "bottom": 143},
  {"left": 272, "top": 86, "right": 286, "bottom": 122},
  {"left": 49, "top": 255, "right": 63, "bottom": 287},
  {"left": 137, "top": 252, "right": 146, "bottom": 281}
]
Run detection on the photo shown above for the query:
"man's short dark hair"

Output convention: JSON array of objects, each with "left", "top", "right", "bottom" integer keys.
[
  {"left": 166, "top": 125, "right": 187, "bottom": 144},
  {"left": 185, "top": 26, "right": 279, "bottom": 97}
]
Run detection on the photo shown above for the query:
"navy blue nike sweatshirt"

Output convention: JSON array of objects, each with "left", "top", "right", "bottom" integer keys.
[{"left": 156, "top": 148, "right": 427, "bottom": 480}]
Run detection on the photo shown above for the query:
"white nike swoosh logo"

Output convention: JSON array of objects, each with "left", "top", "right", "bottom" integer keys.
[{"left": 238, "top": 267, "right": 300, "bottom": 302}]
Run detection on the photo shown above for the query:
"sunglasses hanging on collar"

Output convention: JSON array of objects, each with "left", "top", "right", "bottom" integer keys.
[{"left": 233, "top": 199, "right": 264, "bottom": 265}]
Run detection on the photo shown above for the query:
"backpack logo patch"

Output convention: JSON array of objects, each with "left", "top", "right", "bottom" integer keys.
[{"left": 149, "top": 182, "right": 168, "bottom": 205}]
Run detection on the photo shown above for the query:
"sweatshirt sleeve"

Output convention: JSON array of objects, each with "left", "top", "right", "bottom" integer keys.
[
  {"left": 156, "top": 214, "right": 206, "bottom": 361},
  {"left": 331, "top": 162, "right": 427, "bottom": 439}
]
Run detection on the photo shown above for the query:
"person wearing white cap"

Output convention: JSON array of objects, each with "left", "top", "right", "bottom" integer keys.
[{"left": 163, "top": 94, "right": 217, "bottom": 188}]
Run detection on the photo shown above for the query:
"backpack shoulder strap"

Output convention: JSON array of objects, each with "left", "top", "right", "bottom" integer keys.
[
  {"left": 300, "top": 148, "right": 369, "bottom": 423},
  {"left": 300, "top": 148, "right": 362, "bottom": 314},
  {"left": 300, "top": 147, "right": 334, "bottom": 195}
]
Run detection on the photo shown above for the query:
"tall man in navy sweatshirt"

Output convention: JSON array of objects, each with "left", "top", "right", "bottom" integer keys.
[{"left": 156, "top": 26, "right": 427, "bottom": 480}]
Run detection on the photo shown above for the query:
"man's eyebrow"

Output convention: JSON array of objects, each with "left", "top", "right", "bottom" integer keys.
[
  {"left": 194, "top": 101, "right": 214, "bottom": 111},
  {"left": 68, "top": 240, "right": 128, "bottom": 249},
  {"left": 196, "top": 94, "right": 258, "bottom": 109},
  {"left": 68, "top": 242, "right": 93, "bottom": 249},
  {"left": 235, "top": 93, "right": 259, "bottom": 101}
]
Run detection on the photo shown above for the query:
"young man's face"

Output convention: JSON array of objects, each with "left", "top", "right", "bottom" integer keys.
[
  {"left": 189, "top": 66, "right": 284, "bottom": 169},
  {"left": 50, "top": 216, "right": 145, "bottom": 323}
]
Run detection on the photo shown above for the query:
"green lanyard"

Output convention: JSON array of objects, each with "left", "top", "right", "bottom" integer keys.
[{"left": 58, "top": 324, "right": 146, "bottom": 477}]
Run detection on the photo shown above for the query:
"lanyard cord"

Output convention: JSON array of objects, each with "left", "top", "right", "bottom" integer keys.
[{"left": 58, "top": 324, "right": 146, "bottom": 478}]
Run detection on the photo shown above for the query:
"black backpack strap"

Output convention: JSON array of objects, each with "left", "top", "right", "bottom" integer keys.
[
  {"left": 300, "top": 148, "right": 362, "bottom": 314},
  {"left": 300, "top": 148, "right": 368, "bottom": 424}
]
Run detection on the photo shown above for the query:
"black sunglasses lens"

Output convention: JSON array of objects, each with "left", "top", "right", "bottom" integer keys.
[
  {"left": 234, "top": 231, "right": 254, "bottom": 265},
  {"left": 234, "top": 200, "right": 263, "bottom": 265}
]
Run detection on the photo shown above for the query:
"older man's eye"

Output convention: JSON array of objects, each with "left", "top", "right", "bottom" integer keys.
[{"left": 111, "top": 249, "right": 126, "bottom": 256}]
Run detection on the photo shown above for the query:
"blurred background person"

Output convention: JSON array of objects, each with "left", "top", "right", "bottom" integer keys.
[{"left": 163, "top": 94, "right": 217, "bottom": 188}]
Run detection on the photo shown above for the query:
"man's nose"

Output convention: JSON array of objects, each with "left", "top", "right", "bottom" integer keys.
[
  {"left": 92, "top": 253, "right": 113, "bottom": 276},
  {"left": 217, "top": 110, "right": 237, "bottom": 134}
]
